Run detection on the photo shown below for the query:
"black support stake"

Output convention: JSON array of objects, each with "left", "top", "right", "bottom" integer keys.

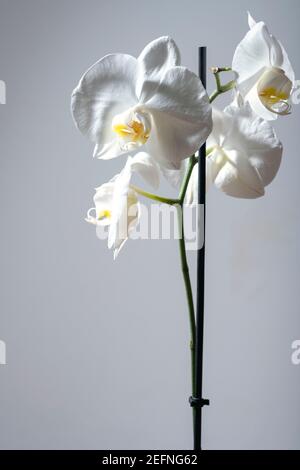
[{"left": 194, "top": 46, "right": 209, "bottom": 451}]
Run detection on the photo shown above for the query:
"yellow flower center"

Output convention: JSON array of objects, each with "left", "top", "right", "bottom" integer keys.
[
  {"left": 259, "top": 87, "right": 289, "bottom": 106},
  {"left": 113, "top": 119, "right": 150, "bottom": 145},
  {"left": 257, "top": 68, "right": 292, "bottom": 115},
  {"left": 98, "top": 209, "right": 111, "bottom": 221},
  {"left": 112, "top": 107, "right": 151, "bottom": 151}
]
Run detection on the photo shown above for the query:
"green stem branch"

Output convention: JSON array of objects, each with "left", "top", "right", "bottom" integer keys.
[
  {"left": 130, "top": 185, "right": 180, "bottom": 205},
  {"left": 209, "top": 66, "right": 236, "bottom": 103}
]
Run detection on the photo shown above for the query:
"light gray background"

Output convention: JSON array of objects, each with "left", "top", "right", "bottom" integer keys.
[{"left": 0, "top": 0, "right": 299, "bottom": 450}]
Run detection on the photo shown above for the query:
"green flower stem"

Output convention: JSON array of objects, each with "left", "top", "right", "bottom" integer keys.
[
  {"left": 130, "top": 185, "right": 180, "bottom": 205},
  {"left": 177, "top": 155, "right": 198, "bottom": 399},
  {"left": 179, "top": 155, "right": 197, "bottom": 203},
  {"left": 209, "top": 89, "right": 221, "bottom": 103},
  {"left": 209, "top": 66, "right": 236, "bottom": 103},
  {"left": 131, "top": 159, "right": 197, "bottom": 397},
  {"left": 177, "top": 205, "right": 196, "bottom": 396},
  {"left": 176, "top": 155, "right": 198, "bottom": 437}
]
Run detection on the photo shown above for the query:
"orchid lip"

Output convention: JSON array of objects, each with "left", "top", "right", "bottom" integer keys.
[
  {"left": 256, "top": 67, "right": 293, "bottom": 116},
  {"left": 264, "top": 99, "right": 291, "bottom": 115},
  {"left": 259, "top": 86, "right": 291, "bottom": 115},
  {"left": 112, "top": 107, "right": 151, "bottom": 151},
  {"left": 258, "top": 89, "right": 292, "bottom": 115}
]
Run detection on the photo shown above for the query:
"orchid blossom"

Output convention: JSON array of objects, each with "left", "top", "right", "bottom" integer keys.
[
  {"left": 72, "top": 36, "right": 212, "bottom": 169},
  {"left": 186, "top": 98, "right": 283, "bottom": 201},
  {"left": 232, "top": 12, "right": 295, "bottom": 120},
  {"left": 86, "top": 153, "right": 160, "bottom": 258}
]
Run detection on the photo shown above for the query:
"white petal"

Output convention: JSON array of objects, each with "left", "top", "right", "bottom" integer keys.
[
  {"left": 214, "top": 161, "right": 265, "bottom": 199},
  {"left": 276, "top": 40, "right": 295, "bottom": 84},
  {"left": 112, "top": 199, "right": 140, "bottom": 260},
  {"left": 103, "top": 161, "right": 140, "bottom": 257},
  {"left": 269, "top": 34, "right": 284, "bottom": 68},
  {"left": 147, "top": 112, "right": 200, "bottom": 169},
  {"left": 145, "top": 66, "right": 212, "bottom": 168},
  {"left": 161, "top": 164, "right": 185, "bottom": 188},
  {"left": 213, "top": 101, "right": 282, "bottom": 197},
  {"left": 108, "top": 188, "right": 140, "bottom": 259},
  {"left": 71, "top": 54, "right": 138, "bottom": 156},
  {"left": 254, "top": 25, "right": 294, "bottom": 83},
  {"left": 93, "top": 141, "right": 127, "bottom": 160},
  {"left": 93, "top": 181, "right": 115, "bottom": 205},
  {"left": 207, "top": 107, "right": 232, "bottom": 148},
  {"left": 225, "top": 103, "right": 282, "bottom": 186},
  {"left": 145, "top": 66, "right": 211, "bottom": 124},
  {"left": 232, "top": 21, "right": 272, "bottom": 97},
  {"left": 247, "top": 11, "right": 257, "bottom": 29},
  {"left": 225, "top": 149, "right": 265, "bottom": 196},
  {"left": 137, "top": 36, "right": 180, "bottom": 102},
  {"left": 206, "top": 149, "right": 225, "bottom": 190},
  {"left": 129, "top": 152, "right": 160, "bottom": 189}
]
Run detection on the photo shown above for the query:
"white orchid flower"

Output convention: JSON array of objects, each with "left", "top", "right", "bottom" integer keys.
[
  {"left": 232, "top": 12, "right": 295, "bottom": 120},
  {"left": 71, "top": 36, "right": 212, "bottom": 169},
  {"left": 186, "top": 100, "right": 283, "bottom": 201},
  {"left": 86, "top": 153, "right": 159, "bottom": 258}
]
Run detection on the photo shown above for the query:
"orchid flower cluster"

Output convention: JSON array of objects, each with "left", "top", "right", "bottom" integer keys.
[{"left": 71, "top": 13, "right": 295, "bottom": 258}]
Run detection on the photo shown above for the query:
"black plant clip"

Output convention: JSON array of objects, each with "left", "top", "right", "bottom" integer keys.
[{"left": 189, "top": 396, "right": 210, "bottom": 408}]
